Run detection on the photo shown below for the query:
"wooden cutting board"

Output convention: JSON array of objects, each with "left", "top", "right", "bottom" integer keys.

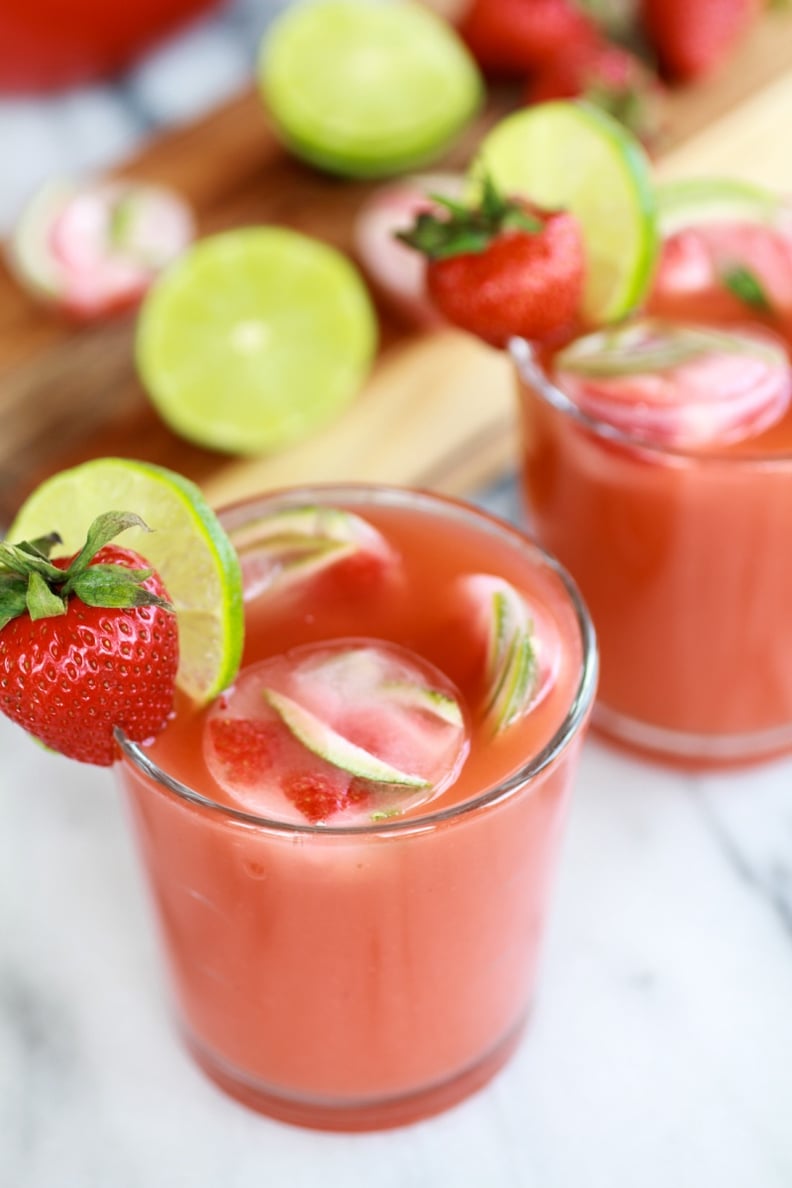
[{"left": 2, "top": 9, "right": 792, "bottom": 524}]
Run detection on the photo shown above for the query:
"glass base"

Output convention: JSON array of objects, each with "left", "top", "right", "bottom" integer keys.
[
  {"left": 594, "top": 702, "right": 792, "bottom": 769},
  {"left": 183, "top": 1015, "right": 528, "bottom": 1132}
]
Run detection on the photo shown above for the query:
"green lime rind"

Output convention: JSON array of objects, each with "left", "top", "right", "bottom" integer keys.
[
  {"left": 259, "top": 0, "right": 483, "bottom": 179},
  {"left": 8, "top": 458, "right": 243, "bottom": 705},
  {"left": 136, "top": 227, "right": 378, "bottom": 455},
  {"left": 262, "top": 687, "right": 431, "bottom": 787},
  {"left": 471, "top": 101, "right": 659, "bottom": 325},
  {"left": 657, "top": 177, "right": 784, "bottom": 237}
]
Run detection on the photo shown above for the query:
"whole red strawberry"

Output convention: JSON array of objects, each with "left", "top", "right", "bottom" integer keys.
[
  {"left": 641, "top": 0, "right": 761, "bottom": 81},
  {"left": 458, "top": 0, "right": 598, "bottom": 77},
  {"left": 397, "top": 177, "right": 585, "bottom": 347},
  {"left": 526, "top": 40, "right": 665, "bottom": 147},
  {"left": 0, "top": 511, "right": 178, "bottom": 765}
]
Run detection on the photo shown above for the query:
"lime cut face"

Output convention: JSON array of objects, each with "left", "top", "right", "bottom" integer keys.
[
  {"left": 8, "top": 458, "right": 244, "bottom": 704},
  {"left": 472, "top": 101, "right": 658, "bottom": 325},
  {"left": 260, "top": 0, "right": 483, "bottom": 177},
  {"left": 136, "top": 227, "right": 378, "bottom": 455}
]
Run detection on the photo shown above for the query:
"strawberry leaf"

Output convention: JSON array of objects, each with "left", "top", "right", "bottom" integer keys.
[
  {"left": 0, "top": 542, "right": 63, "bottom": 581},
  {"left": 70, "top": 565, "right": 172, "bottom": 610},
  {"left": 722, "top": 264, "right": 772, "bottom": 313},
  {"left": 397, "top": 174, "right": 542, "bottom": 261},
  {"left": 26, "top": 571, "right": 67, "bottom": 621},
  {"left": 0, "top": 575, "right": 28, "bottom": 631},
  {"left": 67, "top": 511, "right": 151, "bottom": 578}
]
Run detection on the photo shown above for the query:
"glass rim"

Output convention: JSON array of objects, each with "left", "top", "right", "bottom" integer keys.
[
  {"left": 510, "top": 335, "right": 792, "bottom": 467},
  {"left": 115, "top": 482, "right": 598, "bottom": 838}
]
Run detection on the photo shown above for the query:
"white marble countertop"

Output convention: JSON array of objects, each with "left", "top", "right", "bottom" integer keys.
[
  {"left": 2, "top": 6, "right": 792, "bottom": 1185},
  {"left": 2, "top": 478, "right": 792, "bottom": 1188}
]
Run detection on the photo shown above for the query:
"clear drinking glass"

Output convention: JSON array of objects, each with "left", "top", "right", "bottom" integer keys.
[
  {"left": 115, "top": 485, "right": 596, "bottom": 1130},
  {"left": 512, "top": 337, "right": 792, "bottom": 766}
]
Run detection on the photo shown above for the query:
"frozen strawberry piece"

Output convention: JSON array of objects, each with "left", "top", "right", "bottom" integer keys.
[
  {"left": 8, "top": 177, "right": 194, "bottom": 319},
  {"left": 353, "top": 173, "right": 465, "bottom": 327},
  {"left": 555, "top": 319, "right": 791, "bottom": 448},
  {"left": 203, "top": 640, "right": 468, "bottom": 824},
  {"left": 650, "top": 215, "right": 792, "bottom": 329}
]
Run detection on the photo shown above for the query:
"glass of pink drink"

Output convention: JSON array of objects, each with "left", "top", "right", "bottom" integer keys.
[
  {"left": 115, "top": 484, "right": 596, "bottom": 1131},
  {"left": 512, "top": 302, "right": 792, "bottom": 765}
]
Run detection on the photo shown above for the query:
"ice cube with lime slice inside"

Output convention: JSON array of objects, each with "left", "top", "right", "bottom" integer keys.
[
  {"left": 226, "top": 505, "right": 398, "bottom": 602},
  {"left": 456, "top": 574, "right": 558, "bottom": 734},
  {"left": 203, "top": 640, "right": 469, "bottom": 824},
  {"left": 554, "top": 318, "right": 792, "bottom": 447}
]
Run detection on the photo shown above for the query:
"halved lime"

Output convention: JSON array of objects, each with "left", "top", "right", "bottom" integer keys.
[
  {"left": 136, "top": 227, "right": 377, "bottom": 455},
  {"left": 259, "top": 0, "right": 483, "bottom": 178},
  {"left": 8, "top": 458, "right": 243, "bottom": 704},
  {"left": 471, "top": 101, "right": 658, "bottom": 324},
  {"left": 657, "top": 177, "right": 784, "bottom": 237}
]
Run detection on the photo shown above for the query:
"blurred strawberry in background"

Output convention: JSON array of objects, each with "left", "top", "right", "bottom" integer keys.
[
  {"left": 0, "top": 0, "right": 221, "bottom": 93},
  {"left": 526, "top": 39, "right": 665, "bottom": 147},
  {"left": 640, "top": 0, "right": 762, "bottom": 80},
  {"left": 458, "top": 0, "right": 600, "bottom": 76}
]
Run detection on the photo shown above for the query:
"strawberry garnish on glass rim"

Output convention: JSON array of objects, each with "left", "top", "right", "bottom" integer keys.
[
  {"left": 0, "top": 511, "right": 178, "bottom": 766},
  {"left": 397, "top": 175, "right": 585, "bottom": 348}
]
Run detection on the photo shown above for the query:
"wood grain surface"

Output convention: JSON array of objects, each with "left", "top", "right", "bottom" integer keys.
[{"left": 2, "top": 8, "right": 792, "bottom": 524}]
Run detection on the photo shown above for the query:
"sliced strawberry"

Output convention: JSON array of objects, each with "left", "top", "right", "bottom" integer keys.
[
  {"left": 555, "top": 318, "right": 791, "bottom": 447},
  {"left": 353, "top": 173, "right": 465, "bottom": 326}
]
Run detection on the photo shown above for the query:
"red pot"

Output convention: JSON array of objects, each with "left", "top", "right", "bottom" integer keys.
[{"left": 0, "top": 0, "right": 222, "bottom": 94}]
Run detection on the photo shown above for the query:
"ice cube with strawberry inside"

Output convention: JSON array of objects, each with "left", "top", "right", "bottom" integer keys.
[
  {"left": 204, "top": 640, "right": 469, "bottom": 824},
  {"left": 553, "top": 317, "right": 791, "bottom": 448},
  {"left": 649, "top": 204, "right": 792, "bottom": 333},
  {"left": 230, "top": 505, "right": 400, "bottom": 606}
]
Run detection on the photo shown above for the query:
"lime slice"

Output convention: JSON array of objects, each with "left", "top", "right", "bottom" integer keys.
[
  {"left": 259, "top": 0, "right": 483, "bottom": 178},
  {"left": 657, "top": 177, "right": 784, "bottom": 236},
  {"left": 136, "top": 227, "right": 377, "bottom": 455},
  {"left": 8, "top": 458, "right": 243, "bottom": 704},
  {"left": 262, "top": 687, "right": 431, "bottom": 787},
  {"left": 471, "top": 101, "right": 658, "bottom": 324}
]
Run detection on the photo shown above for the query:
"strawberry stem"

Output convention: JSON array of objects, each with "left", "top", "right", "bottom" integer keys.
[
  {"left": 397, "top": 174, "right": 544, "bottom": 261},
  {"left": 0, "top": 511, "right": 173, "bottom": 631}
]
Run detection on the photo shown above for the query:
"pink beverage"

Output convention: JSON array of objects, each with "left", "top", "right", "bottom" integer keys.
[
  {"left": 513, "top": 312, "right": 792, "bottom": 766},
  {"left": 115, "top": 485, "right": 596, "bottom": 1130}
]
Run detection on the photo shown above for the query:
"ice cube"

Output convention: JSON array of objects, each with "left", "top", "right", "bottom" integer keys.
[
  {"left": 203, "top": 639, "right": 468, "bottom": 824},
  {"left": 228, "top": 505, "right": 398, "bottom": 603}
]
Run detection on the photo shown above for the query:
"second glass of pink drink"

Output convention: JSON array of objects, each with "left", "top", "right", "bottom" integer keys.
[
  {"left": 513, "top": 183, "right": 792, "bottom": 765},
  {"left": 115, "top": 485, "right": 596, "bottom": 1130}
]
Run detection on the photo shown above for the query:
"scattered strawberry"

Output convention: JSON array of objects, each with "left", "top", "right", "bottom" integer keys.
[
  {"left": 397, "top": 176, "right": 585, "bottom": 347},
  {"left": 0, "top": 511, "right": 178, "bottom": 765},
  {"left": 525, "top": 39, "right": 665, "bottom": 147},
  {"left": 640, "top": 0, "right": 761, "bottom": 81},
  {"left": 458, "top": 0, "right": 598, "bottom": 77}
]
